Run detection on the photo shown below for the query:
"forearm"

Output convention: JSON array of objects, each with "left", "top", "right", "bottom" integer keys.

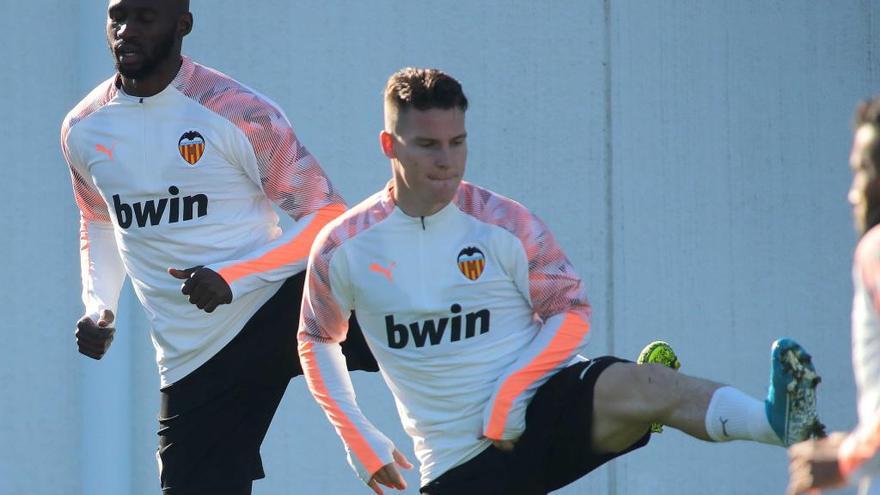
[
  {"left": 483, "top": 310, "right": 590, "bottom": 440},
  {"left": 207, "top": 204, "right": 345, "bottom": 298},
  {"left": 840, "top": 416, "right": 880, "bottom": 482},
  {"left": 80, "top": 217, "right": 126, "bottom": 318},
  {"left": 298, "top": 336, "right": 393, "bottom": 482}
]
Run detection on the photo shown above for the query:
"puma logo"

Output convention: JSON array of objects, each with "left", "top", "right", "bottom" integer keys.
[
  {"left": 578, "top": 360, "right": 598, "bottom": 381},
  {"left": 96, "top": 143, "right": 116, "bottom": 161},
  {"left": 369, "top": 262, "right": 395, "bottom": 283},
  {"left": 719, "top": 417, "right": 730, "bottom": 437}
]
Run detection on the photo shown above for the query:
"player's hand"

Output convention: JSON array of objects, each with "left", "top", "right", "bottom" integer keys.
[
  {"left": 75, "top": 309, "right": 115, "bottom": 360},
  {"left": 492, "top": 439, "right": 517, "bottom": 452},
  {"left": 367, "top": 449, "right": 412, "bottom": 494},
  {"left": 786, "top": 432, "right": 848, "bottom": 495},
  {"left": 168, "top": 266, "right": 232, "bottom": 313}
]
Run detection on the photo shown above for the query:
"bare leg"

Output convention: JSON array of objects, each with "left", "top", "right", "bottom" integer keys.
[
  {"left": 591, "top": 339, "right": 824, "bottom": 453},
  {"left": 591, "top": 363, "right": 723, "bottom": 453}
]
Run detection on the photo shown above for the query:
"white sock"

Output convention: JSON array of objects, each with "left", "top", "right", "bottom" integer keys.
[{"left": 704, "top": 386, "right": 781, "bottom": 445}]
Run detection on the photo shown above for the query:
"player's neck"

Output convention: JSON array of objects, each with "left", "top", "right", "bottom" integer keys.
[{"left": 119, "top": 56, "right": 183, "bottom": 98}]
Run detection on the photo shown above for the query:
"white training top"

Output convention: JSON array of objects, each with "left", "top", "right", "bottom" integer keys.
[
  {"left": 842, "top": 225, "right": 880, "bottom": 494},
  {"left": 61, "top": 56, "right": 345, "bottom": 386},
  {"left": 298, "top": 181, "right": 592, "bottom": 486}
]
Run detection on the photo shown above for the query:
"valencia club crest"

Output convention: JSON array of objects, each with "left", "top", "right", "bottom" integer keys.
[
  {"left": 457, "top": 246, "right": 486, "bottom": 281},
  {"left": 178, "top": 130, "right": 205, "bottom": 165}
]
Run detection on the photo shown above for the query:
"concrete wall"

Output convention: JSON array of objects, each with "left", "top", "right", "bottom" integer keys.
[{"left": 1, "top": 1, "right": 877, "bottom": 493}]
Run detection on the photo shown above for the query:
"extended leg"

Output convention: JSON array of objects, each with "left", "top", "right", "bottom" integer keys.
[
  {"left": 589, "top": 339, "right": 823, "bottom": 454},
  {"left": 590, "top": 363, "right": 723, "bottom": 453}
]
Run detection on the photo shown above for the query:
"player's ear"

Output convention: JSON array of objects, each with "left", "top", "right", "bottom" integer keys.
[
  {"left": 179, "top": 12, "right": 193, "bottom": 37},
  {"left": 380, "top": 131, "right": 396, "bottom": 159}
]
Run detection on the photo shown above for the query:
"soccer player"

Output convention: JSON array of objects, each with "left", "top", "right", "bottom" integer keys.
[
  {"left": 60, "top": 1, "right": 377, "bottom": 493},
  {"left": 787, "top": 98, "right": 880, "bottom": 495},
  {"left": 298, "top": 67, "right": 826, "bottom": 494}
]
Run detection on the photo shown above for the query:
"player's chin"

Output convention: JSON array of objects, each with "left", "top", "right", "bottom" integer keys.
[{"left": 116, "top": 60, "right": 151, "bottom": 79}]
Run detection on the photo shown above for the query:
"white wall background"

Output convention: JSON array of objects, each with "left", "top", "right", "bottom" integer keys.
[{"left": 1, "top": 1, "right": 877, "bottom": 494}]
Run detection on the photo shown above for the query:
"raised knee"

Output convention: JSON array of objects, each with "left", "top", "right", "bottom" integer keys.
[
  {"left": 627, "top": 363, "right": 682, "bottom": 419},
  {"left": 595, "top": 362, "right": 677, "bottom": 420}
]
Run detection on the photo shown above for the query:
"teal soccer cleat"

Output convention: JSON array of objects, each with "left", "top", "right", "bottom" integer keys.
[{"left": 765, "top": 338, "right": 826, "bottom": 446}]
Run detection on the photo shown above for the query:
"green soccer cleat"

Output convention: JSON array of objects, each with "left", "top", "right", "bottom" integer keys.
[{"left": 637, "top": 341, "right": 682, "bottom": 433}]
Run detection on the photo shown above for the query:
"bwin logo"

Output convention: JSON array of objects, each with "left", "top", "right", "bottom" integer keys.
[
  {"left": 385, "top": 304, "right": 490, "bottom": 349},
  {"left": 113, "top": 186, "right": 208, "bottom": 229}
]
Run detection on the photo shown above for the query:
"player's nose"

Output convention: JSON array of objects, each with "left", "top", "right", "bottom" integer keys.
[
  {"left": 848, "top": 187, "right": 859, "bottom": 206},
  {"left": 115, "top": 21, "right": 142, "bottom": 41},
  {"left": 434, "top": 147, "right": 451, "bottom": 168}
]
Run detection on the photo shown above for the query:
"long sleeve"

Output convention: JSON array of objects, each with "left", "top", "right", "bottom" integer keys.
[
  {"left": 297, "top": 228, "right": 394, "bottom": 483},
  {"left": 840, "top": 234, "right": 880, "bottom": 484},
  {"left": 62, "top": 124, "right": 126, "bottom": 320},
  {"left": 205, "top": 96, "right": 346, "bottom": 298},
  {"left": 482, "top": 214, "right": 591, "bottom": 441},
  {"left": 78, "top": 216, "right": 125, "bottom": 320},
  {"left": 840, "top": 418, "right": 880, "bottom": 483}
]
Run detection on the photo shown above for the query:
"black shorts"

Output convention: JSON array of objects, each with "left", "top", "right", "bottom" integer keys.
[
  {"left": 420, "top": 357, "right": 650, "bottom": 495},
  {"left": 157, "top": 272, "right": 377, "bottom": 495}
]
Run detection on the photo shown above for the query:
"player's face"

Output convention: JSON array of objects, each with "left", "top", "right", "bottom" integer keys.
[
  {"left": 386, "top": 107, "right": 467, "bottom": 216},
  {"left": 106, "top": 0, "right": 180, "bottom": 79},
  {"left": 848, "top": 125, "right": 879, "bottom": 234}
]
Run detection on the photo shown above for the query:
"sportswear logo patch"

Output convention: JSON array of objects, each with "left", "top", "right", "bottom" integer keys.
[
  {"left": 578, "top": 360, "right": 598, "bottom": 380},
  {"left": 95, "top": 143, "right": 116, "bottom": 161},
  {"left": 457, "top": 246, "right": 485, "bottom": 281},
  {"left": 178, "top": 130, "right": 205, "bottom": 165},
  {"left": 369, "top": 262, "right": 395, "bottom": 283}
]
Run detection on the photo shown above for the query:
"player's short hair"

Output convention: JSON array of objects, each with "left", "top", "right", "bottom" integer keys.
[
  {"left": 384, "top": 68, "right": 469, "bottom": 117},
  {"left": 855, "top": 97, "right": 880, "bottom": 174}
]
